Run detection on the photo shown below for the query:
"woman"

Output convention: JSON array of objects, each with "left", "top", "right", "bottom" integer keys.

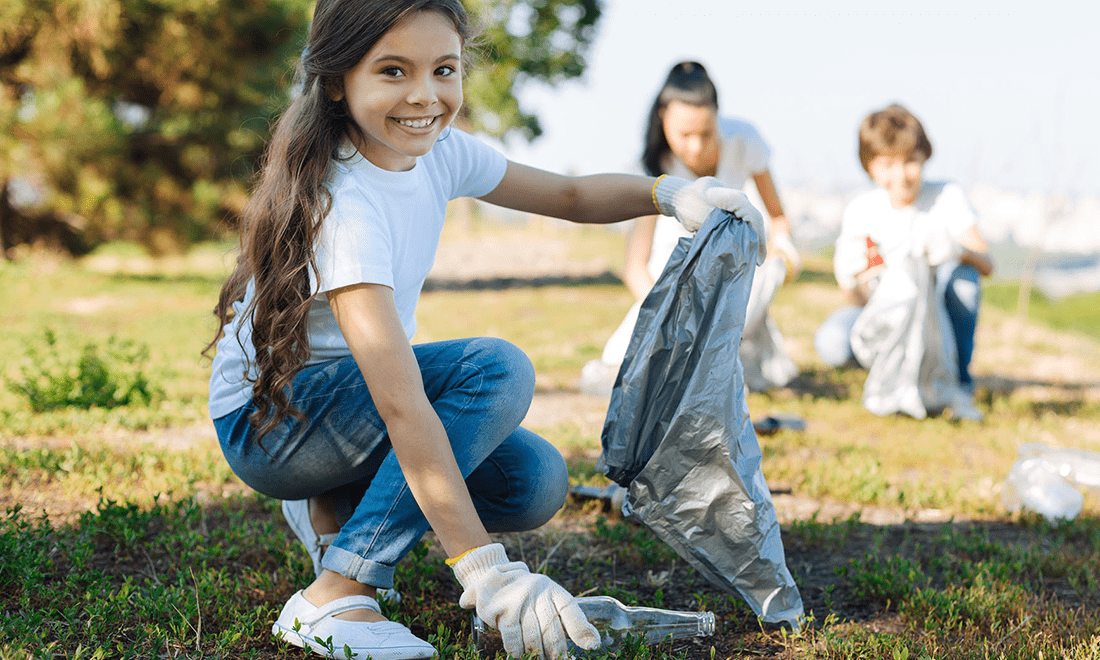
[{"left": 582, "top": 60, "right": 800, "bottom": 395}]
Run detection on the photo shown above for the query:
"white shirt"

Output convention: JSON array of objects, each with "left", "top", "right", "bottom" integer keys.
[
  {"left": 833, "top": 181, "right": 977, "bottom": 292},
  {"left": 208, "top": 129, "right": 508, "bottom": 418},
  {"left": 650, "top": 117, "right": 771, "bottom": 277}
]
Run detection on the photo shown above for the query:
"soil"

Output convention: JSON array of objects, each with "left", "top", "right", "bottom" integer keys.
[{"left": 6, "top": 230, "right": 1099, "bottom": 658}]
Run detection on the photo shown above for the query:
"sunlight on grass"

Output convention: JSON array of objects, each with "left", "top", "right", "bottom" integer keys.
[
  {"left": 984, "top": 282, "right": 1100, "bottom": 342},
  {"left": 2, "top": 227, "right": 1099, "bottom": 659}
]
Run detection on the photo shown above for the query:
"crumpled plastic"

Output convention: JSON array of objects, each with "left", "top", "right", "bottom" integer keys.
[
  {"left": 598, "top": 209, "right": 804, "bottom": 629},
  {"left": 740, "top": 256, "right": 798, "bottom": 393},
  {"left": 1003, "top": 442, "right": 1100, "bottom": 522},
  {"left": 849, "top": 254, "right": 970, "bottom": 418}
]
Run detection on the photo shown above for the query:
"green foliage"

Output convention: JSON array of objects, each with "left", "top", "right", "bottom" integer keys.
[
  {"left": 592, "top": 515, "right": 679, "bottom": 566},
  {"left": 1, "top": 0, "right": 317, "bottom": 252},
  {"left": 464, "top": 0, "right": 602, "bottom": 140},
  {"left": 785, "top": 511, "right": 864, "bottom": 551},
  {"left": 0, "top": 495, "right": 288, "bottom": 657},
  {"left": 0, "top": 0, "right": 603, "bottom": 254},
  {"left": 838, "top": 553, "right": 927, "bottom": 608},
  {"left": 984, "top": 282, "right": 1100, "bottom": 342},
  {"left": 6, "top": 328, "right": 160, "bottom": 412}
]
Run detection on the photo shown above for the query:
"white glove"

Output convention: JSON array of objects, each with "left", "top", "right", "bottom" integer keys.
[
  {"left": 770, "top": 231, "right": 802, "bottom": 282},
  {"left": 918, "top": 225, "right": 963, "bottom": 266},
  {"left": 654, "top": 175, "right": 768, "bottom": 264},
  {"left": 451, "top": 543, "right": 600, "bottom": 659}
]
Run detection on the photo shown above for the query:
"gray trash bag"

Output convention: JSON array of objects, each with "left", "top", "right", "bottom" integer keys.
[
  {"left": 598, "top": 209, "right": 804, "bottom": 629},
  {"left": 850, "top": 255, "right": 967, "bottom": 418},
  {"left": 741, "top": 256, "right": 799, "bottom": 393}
]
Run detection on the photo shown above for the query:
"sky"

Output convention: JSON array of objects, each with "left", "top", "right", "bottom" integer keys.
[{"left": 498, "top": 0, "right": 1100, "bottom": 198}]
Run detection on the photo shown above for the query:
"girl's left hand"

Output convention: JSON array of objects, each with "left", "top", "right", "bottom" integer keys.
[{"left": 654, "top": 176, "right": 768, "bottom": 264}]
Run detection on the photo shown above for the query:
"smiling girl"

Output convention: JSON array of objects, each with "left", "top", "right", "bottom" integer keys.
[{"left": 206, "top": 2, "right": 763, "bottom": 658}]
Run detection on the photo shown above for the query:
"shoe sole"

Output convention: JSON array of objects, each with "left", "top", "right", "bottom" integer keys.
[{"left": 272, "top": 621, "right": 436, "bottom": 660}]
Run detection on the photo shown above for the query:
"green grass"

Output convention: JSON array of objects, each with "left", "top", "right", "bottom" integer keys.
[
  {"left": 2, "top": 496, "right": 1097, "bottom": 659},
  {"left": 2, "top": 227, "right": 1099, "bottom": 659},
  {"left": 0, "top": 244, "right": 228, "bottom": 437},
  {"left": 983, "top": 281, "right": 1100, "bottom": 342}
]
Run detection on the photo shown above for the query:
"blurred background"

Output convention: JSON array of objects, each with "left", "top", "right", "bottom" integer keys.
[
  {"left": 496, "top": 0, "right": 1100, "bottom": 297},
  {"left": 2, "top": 0, "right": 1097, "bottom": 296}
]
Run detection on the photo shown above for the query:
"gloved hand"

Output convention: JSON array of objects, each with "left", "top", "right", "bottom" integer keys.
[
  {"left": 451, "top": 543, "right": 601, "bottom": 659},
  {"left": 770, "top": 231, "right": 802, "bottom": 282},
  {"left": 917, "top": 225, "right": 963, "bottom": 266},
  {"left": 654, "top": 175, "right": 768, "bottom": 264}
]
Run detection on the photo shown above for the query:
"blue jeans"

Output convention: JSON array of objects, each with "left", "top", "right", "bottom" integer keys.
[
  {"left": 814, "top": 264, "right": 981, "bottom": 387},
  {"left": 213, "top": 337, "right": 569, "bottom": 589}
]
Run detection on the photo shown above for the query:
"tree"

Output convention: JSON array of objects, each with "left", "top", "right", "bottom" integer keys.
[
  {"left": 0, "top": 0, "right": 602, "bottom": 256},
  {"left": 464, "top": 0, "right": 602, "bottom": 141},
  {"left": 0, "top": 0, "right": 312, "bottom": 255}
]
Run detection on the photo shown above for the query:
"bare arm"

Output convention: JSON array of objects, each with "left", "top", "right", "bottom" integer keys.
[
  {"left": 752, "top": 169, "right": 791, "bottom": 236},
  {"left": 328, "top": 283, "right": 491, "bottom": 558},
  {"left": 622, "top": 215, "right": 658, "bottom": 301},
  {"left": 479, "top": 161, "right": 657, "bottom": 224},
  {"left": 842, "top": 285, "right": 870, "bottom": 307},
  {"left": 958, "top": 226, "right": 994, "bottom": 277}
]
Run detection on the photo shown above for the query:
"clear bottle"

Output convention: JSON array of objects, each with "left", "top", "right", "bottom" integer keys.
[
  {"left": 572, "top": 595, "right": 716, "bottom": 650},
  {"left": 470, "top": 595, "right": 716, "bottom": 654}
]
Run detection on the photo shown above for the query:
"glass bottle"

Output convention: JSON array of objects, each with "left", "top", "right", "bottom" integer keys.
[
  {"left": 572, "top": 595, "right": 717, "bottom": 650},
  {"left": 472, "top": 595, "right": 717, "bottom": 654}
]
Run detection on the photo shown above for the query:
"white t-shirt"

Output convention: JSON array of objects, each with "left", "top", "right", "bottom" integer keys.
[
  {"left": 832, "top": 181, "right": 977, "bottom": 291},
  {"left": 649, "top": 116, "right": 771, "bottom": 277},
  {"left": 208, "top": 129, "right": 508, "bottom": 419}
]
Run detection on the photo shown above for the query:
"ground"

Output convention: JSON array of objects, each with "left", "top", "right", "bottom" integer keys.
[{"left": 4, "top": 223, "right": 1099, "bottom": 658}]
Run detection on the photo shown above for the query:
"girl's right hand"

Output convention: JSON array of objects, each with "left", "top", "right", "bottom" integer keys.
[
  {"left": 451, "top": 543, "right": 601, "bottom": 659},
  {"left": 654, "top": 175, "right": 768, "bottom": 264}
]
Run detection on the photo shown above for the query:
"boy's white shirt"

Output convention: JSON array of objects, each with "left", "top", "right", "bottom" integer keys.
[
  {"left": 208, "top": 129, "right": 507, "bottom": 419},
  {"left": 832, "top": 181, "right": 977, "bottom": 292}
]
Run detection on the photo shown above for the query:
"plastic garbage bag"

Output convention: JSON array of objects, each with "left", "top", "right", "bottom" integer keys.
[
  {"left": 583, "top": 253, "right": 795, "bottom": 396},
  {"left": 1003, "top": 442, "right": 1100, "bottom": 522},
  {"left": 850, "top": 254, "right": 970, "bottom": 418},
  {"left": 740, "top": 256, "right": 799, "bottom": 393},
  {"left": 599, "top": 208, "right": 804, "bottom": 629}
]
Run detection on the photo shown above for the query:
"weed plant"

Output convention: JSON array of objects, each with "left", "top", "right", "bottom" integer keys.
[{"left": 6, "top": 329, "right": 160, "bottom": 413}]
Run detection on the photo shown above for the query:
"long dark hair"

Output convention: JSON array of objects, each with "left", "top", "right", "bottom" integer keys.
[
  {"left": 206, "top": 0, "right": 471, "bottom": 439},
  {"left": 640, "top": 61, "right": 719, "bottom": 177}
]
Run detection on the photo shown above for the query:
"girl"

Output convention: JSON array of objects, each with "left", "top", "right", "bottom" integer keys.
[
  {"left": 583, "top": 61, "right": 802, "bottom": 395},
  {"left": 206, "top": 2, "right": 761, "bottom": 659}
]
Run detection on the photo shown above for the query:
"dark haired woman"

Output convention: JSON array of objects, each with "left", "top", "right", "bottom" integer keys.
[{"left": 583, "top": 60, "right": 801, "bottom": 395}]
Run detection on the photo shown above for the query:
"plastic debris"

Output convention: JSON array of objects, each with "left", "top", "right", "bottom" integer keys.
[{"left": 1003, "top": 442, "right": 1100, "bottom": 522}]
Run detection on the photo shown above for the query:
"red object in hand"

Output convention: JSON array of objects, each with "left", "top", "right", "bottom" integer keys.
[{"left": 866, "top": 236, "right": 884, "bottom": 269}]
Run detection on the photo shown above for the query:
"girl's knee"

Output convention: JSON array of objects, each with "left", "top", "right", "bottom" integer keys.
[
  {"left": 468, "top": 336, "right": 535, "bottom": 397},
  {"left": 472, "top": 432, "right": 569, "bottom": 532},
  {"left": 523, "top": 448, "right": 569, "bottom": 526}
]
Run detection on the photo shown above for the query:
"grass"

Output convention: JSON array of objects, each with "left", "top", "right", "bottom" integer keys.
[
  {"left": 2, "top": 219, "right": 1099, "bottom": 659},
  {"left": 984, "top": 282, "right": 1100, "bottom": 343}
]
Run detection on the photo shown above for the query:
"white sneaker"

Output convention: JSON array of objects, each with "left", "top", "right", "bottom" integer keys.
[
  {"left": 949, "top": 392, "right": 984, "bottom": 422},
  {"left": 281, "top": 500, "right": 403, "bottom": 603},
  {"left": 272, "top": 591, "right": 435, "bottom": 660}
]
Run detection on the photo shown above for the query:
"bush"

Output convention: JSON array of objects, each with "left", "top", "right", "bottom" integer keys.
[{"left": 6, "top": 329, "right": 161, "bottom": 412}]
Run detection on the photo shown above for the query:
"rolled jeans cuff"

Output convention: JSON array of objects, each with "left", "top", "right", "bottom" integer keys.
[{"left": 322, "top": 544, "right": 396, "bottom": 589}]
